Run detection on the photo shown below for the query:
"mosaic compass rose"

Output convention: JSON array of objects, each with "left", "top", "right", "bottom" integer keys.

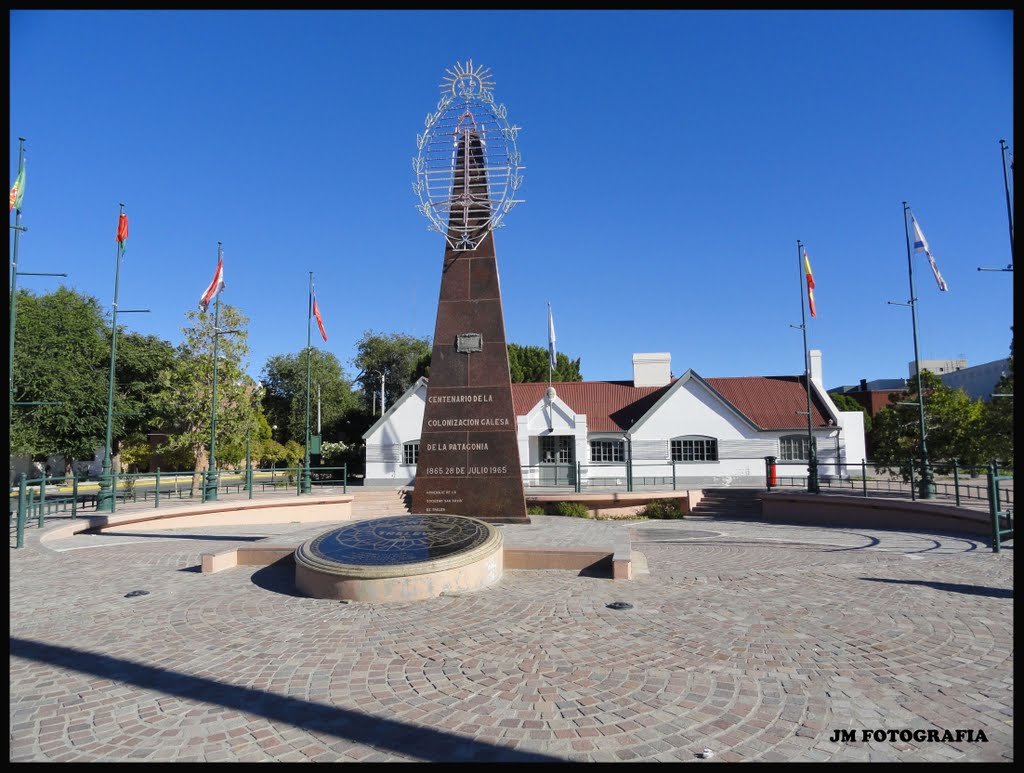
[{"left": 413, "top": 59, "right": 525, "bottom": 251}]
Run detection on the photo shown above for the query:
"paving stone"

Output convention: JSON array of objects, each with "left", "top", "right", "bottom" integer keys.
[{"left": 9, "top": 511, "right": 1013, "bottom": 762}]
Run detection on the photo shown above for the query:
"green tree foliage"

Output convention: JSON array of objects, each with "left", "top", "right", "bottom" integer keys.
[
  {"left": 156, "top": 304, "right": 259, "bottom": 474},
  {"left": 829, "top": 392, "right": 872, "bottom": 434},
  {"left": 352, "top": 330, "right": 432, "bottom": 413},
  {"left": 114, "top": 331, "right": 177, "bottom": 450},
  {"left": 979, "top": 339, "right": 1014, "bottom": 466},
  {"left": 11, "top": 287, "right": 110, "bottom": 466},
  {"left": 260, "top": 349, "right": 359, "bottom": 445},
  {"left": 871, "top": 371, "right": 985, "bottom": 478},
  {"left": 507, "top": 343, "right": 583, "bottom": 383}
]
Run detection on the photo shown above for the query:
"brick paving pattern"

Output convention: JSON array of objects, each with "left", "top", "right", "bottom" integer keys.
[{"left": 9, "top": 507, "right": 1013, "bottom": 762}]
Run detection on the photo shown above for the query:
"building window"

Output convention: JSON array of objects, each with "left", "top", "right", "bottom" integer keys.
[
  {"left": 590, "top": 440, "right": 624, "bottom": 463},
  {"left": 403, "top": 441, "right": 419, "bottom": 466},
  {"left": 671, "top": 436, "right": 718, "bottom": 462},
  {"left": 779, "top": 435, "right": 811, "bottom": 461}
]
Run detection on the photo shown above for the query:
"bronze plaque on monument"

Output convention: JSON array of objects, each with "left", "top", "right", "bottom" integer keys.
[{"left": 410, "top": 62, "right": 529, "bottom": 524}]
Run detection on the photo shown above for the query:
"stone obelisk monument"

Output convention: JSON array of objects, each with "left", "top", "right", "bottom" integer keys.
[{"left": 410, "top": 62, "right": 528, "bottom": 524}]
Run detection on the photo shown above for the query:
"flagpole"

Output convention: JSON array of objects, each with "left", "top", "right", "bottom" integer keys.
[
  {"left": 995, "top": 140, "right": 1011, "bottom": 268},
  {"left": 8, "top": 137, "right": 26, "bottom": 436},
  {"left": 301, "top": 271, "right": 313, "bottom": 494},
  {"left": 902, "top": 203, "right": 935, "bottom": 499},
  {"left": 96, "top": 204, "right": 128, "bottom": 511},
  {"left": 796, "top": 240, "right": 819, "bottom": 494},
  {"left": 547, "top": 302, "right": 552, "bottom": 388},
  {"left": 205, "top": 243, "right": 223, "bottom": 502}
]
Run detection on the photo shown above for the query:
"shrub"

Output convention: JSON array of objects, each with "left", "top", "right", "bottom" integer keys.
[
  {"left": 526, "top": 505, "right": 546, "bottom": 515},
  {"left": 555, "top": 501, "right": 590, "bottom": 518},
  {"left": 640, "top": 499, "right": 684, "bottom": 520}
]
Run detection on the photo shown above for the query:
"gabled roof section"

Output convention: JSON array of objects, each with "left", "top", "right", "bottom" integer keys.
[
  {"left": 510, "top": 381, "right": 671, "bottom": 432},
  {"left": 362, "top": 376, "right": 428, "bottom": 441},
  {"left": 704, "top": 375, "right": 832, "bottom": 430}
]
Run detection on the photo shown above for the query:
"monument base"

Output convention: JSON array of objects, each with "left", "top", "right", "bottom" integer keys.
[{"left": 294, "top": 514, "right": 503, "bottom": 602}]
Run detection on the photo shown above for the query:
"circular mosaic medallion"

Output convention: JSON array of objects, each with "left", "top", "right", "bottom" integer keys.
[{"left": 295, "top": 514, "right": 503, "bottom": 581}]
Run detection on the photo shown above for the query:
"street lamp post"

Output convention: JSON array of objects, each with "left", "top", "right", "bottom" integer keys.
[
  {"left": 795, "top": 240, "right": 819, "bottom": 494},
  {"left": 203, "top": 243, "right": 235, "bottom": 502},
  {"left": 301, "top": 272, "right": 313, "bottom": 494},
  {"left": 97, "top": 205, "right": 148, "bottom": 511},
  {"left": 901, "top": 202, "right": 935, "bottom": 500}
]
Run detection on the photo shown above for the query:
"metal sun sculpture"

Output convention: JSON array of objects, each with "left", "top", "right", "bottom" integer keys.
[{"left": 413, "top": 60, "right": 524, "bottom": 251}]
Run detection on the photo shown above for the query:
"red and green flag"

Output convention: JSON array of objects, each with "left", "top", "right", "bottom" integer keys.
[
  {"left": 803, "top": 249, "right": 817, "bottom": 318},
  {"left": 312, "top": 285, "right": 328, "bottom": 342},
  {"left": 9, "top": 165, "right": 25, "bottom": 212},
  {"left": 116, "top": 212, "right": 129, "bottom": 256}
]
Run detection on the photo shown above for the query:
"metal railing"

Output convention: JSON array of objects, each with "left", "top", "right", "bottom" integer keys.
[
  {"left": 763, "top": 456, "right": 1012, "bottom": 507},
  {"left": 9, "top": 464, "right": 347, "bottom": 548}
]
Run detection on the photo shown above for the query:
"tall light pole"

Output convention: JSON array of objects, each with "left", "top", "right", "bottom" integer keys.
[
  {"left": 795, "top": 240, "right": 819, "bottom": 494},
  {"left": 979, "top": 139, "right": 1014, "bottom": 274},
  {"left": 901, "top": 202, "right": 935, "bottom": 500},
  {"left": 98, "top": 205, "right": 148, "bottom": 512},
  {"left": 301, "top": 271, "right": 313, "bottom": 494},
  {"left": 203, "top": 243, "right": 235, "bottom": 502},
  {"left": 8, "top": 137, "right": 27, "bottom": 434}
]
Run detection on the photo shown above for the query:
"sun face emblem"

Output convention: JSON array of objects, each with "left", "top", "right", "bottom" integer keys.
[
  {"left": 440, "top": 60, "right": 495, "bottom": 101},
  {"left": 413, "top": 60, "right": 524, "bottom": 251}
]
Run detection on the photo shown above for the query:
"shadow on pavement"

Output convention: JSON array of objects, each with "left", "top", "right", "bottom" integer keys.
[
  {"left": 859, "top": 577, "right": 1013, "bottom": 599},
  {"left": 10, "top": 637, "right": 565, "bottom": 762}
]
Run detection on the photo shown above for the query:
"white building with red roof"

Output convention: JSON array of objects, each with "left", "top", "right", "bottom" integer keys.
[{"left": 363, "top": 351, "right": 865, "bottom": 489}]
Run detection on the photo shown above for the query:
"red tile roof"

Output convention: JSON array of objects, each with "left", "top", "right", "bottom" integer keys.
[
  {"left": 703, "top": 376, "right": 832, "bottom": 429},
  {"left": 510, "top": 374, "right": 832, "bottom": 432},
  {"left": 511, "top": 381, "right": 671, "bottom": 432}
]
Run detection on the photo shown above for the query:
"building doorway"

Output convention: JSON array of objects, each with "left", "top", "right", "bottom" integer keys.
[{"left": 540, "top": 435, "right": 575, "bottom": 486}]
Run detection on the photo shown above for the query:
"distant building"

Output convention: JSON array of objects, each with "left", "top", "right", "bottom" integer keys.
[
  {"left": 938, "top": 358, "right": 1011, "bottom": 401},
  {"left": 909, "top": 358, "right": 967, "bottom": 378},
  {"left": 363, "top": 350, "right": 867, "bottom": 488},
  {"left": 832, "top": 357, "right": 1010, "bottom": 412}
]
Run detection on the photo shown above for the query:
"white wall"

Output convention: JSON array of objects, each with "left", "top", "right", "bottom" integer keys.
[
  {"left": 363, "top": 383, "right": 429, "bottom": 485},
  {"left": 629, "top": 378, "right": 766, "bottom": 486}
]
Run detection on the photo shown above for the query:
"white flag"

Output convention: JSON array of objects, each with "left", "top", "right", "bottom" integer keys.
[
  {"left": 911, "top": 214, "right": 949, "bottom": 292},
  {"left": 547, "top": 302, "right": 557, "bottom": 370}
]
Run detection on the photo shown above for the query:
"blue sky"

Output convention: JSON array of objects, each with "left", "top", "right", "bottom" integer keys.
[{"left": 9, "top": 10, "right": 1014, "bottom": 392}]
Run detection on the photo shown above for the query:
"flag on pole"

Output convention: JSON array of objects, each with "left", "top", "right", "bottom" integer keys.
[
  {"left": 199, "top": 255, "right": 226, "bottom": 312},
  {"left": 803, "top": 249, "right": 817, "bottom": 318},
  {"left": 547, "top": 302, "right": 557, "bottom": 370},
  {"left": 9, "top": 164, "right": 25, "bottom": 212},
  {"left": 910, "top": 213, "right": 949, "bottom": 291},
  {"left": 116, "top": 212, "right": 129, "bottom": 257},
  {"left": 312, "top": 285, "right": 328, "bottom": 342}
]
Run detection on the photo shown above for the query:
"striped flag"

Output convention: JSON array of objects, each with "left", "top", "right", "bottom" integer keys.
[
  {"left": 910, "top": 213, "right": 949, "bottom": 291},
  {"left": 547, "top": 302, "right": 557, "bottom": 369},
  {"left": 116, "top": 212, "right": 129, "bottom": 257},
  {"left": 803, "top": 249, "right": 817, "bottom": 318},
  {"left": 9, "top": 164, "right": 25, "bottom": 212},
  {"left": 312, "top": 285, "right": 328, "bottom": 342},
  {"left": 199, "top": 255, "right": 226, "bottom": 313}
]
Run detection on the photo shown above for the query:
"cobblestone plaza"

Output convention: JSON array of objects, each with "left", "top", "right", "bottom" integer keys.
[{"left": 9, "top": 512, "right": 1013, "bottom": 762}]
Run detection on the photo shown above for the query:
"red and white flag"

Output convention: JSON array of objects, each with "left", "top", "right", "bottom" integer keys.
[
  {"left": 312, "top": 285, "right": 328, "bottom": 342},
  {"left": 199, "top": 256, "right": 226, "bottom": 313}
]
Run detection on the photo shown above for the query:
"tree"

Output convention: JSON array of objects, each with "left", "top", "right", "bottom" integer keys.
[
  {"left": 352, "top": 330, "right": 432, "bottom": 414},
  {"left": 980, "top": 336, "right": 1014, "bottom": 467},
  {"left": 11, "top": 287, "right": 110, "bottom": 468},
  {"left": 830, "top": 392, "right": 872, "bottom": 434},
  {"left": 871, "top": 371, "right": 985, "bottom": 479},
  {"left": 156, "top": 304, "right": 259, "bottom": 475},
  {"left": 261, "top": 349, "right": 360, "bottom": 445},
  {"left": 114, "top": 331, "right": 177, "bottom": 454},
  {"left": 507, "top": 343, "right": 583, "bottom": 383}
]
